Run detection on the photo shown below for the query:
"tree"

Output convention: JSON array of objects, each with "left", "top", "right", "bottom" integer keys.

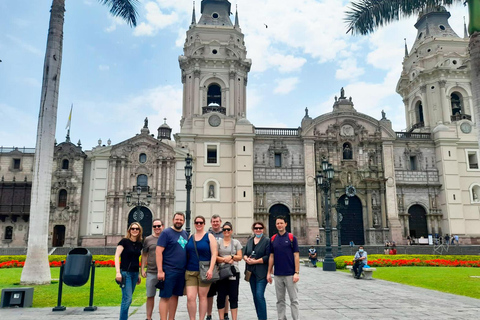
[
  {"left": 345, "top": 0, "right": 480, "bottom": 146},
  {"left": 20, "top": 0, "right": 138, "bottom": 285}
]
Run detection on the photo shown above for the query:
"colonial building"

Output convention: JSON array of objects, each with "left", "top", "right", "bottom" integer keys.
[{"left": 1, "top": 3, "right": 479, "bottom": 248}]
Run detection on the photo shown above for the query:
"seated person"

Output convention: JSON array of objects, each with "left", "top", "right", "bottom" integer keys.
[
  {"left": 352, "top": 246, "right": 368, "bottom": 279},
  {"left": 308, "top": 246, "right": 317, "bottom": 268}
]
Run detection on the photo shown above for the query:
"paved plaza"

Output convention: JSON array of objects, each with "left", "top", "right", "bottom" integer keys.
[{"left": 1, "top": 261, "right": 480, "bottom": 319}]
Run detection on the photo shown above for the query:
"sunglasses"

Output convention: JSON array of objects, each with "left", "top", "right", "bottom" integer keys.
[
  {"left": 223, "top": 228, "right": 232, "bottom": 232},
  {"left": 153, "top": 225, "right": 162, "bottom": 228},
  {"left": 194, "top": 221, "right": 204, "bottom": 225},
  {"left": 254, "top": 227, "right": 264, "bottom": 230},
  {"left": 130, "top": 227, "right": 140, "bottom": 231}
]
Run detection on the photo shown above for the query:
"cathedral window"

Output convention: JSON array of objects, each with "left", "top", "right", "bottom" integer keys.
[
  {"left": 204, "top": 143, "right": 220, "bottom": 165},
  {"left": 4, "top": 226, "right": 13, "bottom": 240},
  {"left": 137, "top": 174, "right": 148, "bottom": 187},
  {"left": 62, "top": 159, "right": 69, "bottom": 170},
  {"left": 274, "top": 153, "right": 282, "bottom": 167},
  {"left": 139, "top": 153, "right": 147, "bottom": 163},
  {"left": 450, "top": 93, "right": 463, "bottom": 115},
  {"left": 207, "top": 84, "right": 222, "bottom": 106},
  {"left": 466, "top": 150, "right": 479, "bottom": 170},
  {"left": 58, "top": 189, "right": 68, "bottom": 207},
  {"left": 343, "top": 143, "right": 353, "bottom": 160},
  {"left": 415, "top": 101, "right": 424, "bottom": 125},
  {"left": 409, "top": 156, "right": 417, "bottom": 171},
  {"left": 13, "top": 159, "right": 21, "bottom": 170}
]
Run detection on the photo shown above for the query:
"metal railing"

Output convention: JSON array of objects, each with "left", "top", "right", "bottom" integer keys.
[
  {"left": 0, "top": 147, "right": 35, "bottom": 154},
  {"left": 396, "top": 132, "right": 431, "bottom": 139},
  {"left": 451, "top": 113, "right": 472, "bottom": 122}
]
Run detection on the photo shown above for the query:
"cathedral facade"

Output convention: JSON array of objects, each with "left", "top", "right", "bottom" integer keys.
[{"left": 1, "top": 2, "right": 479, "bottom": 248}]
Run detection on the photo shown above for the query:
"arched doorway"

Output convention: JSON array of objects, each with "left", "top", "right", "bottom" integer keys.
[
  {"left": 128, "top": 207, "right": 153, "bottom": 238},
  {"left": 408, "top": 205, "right": 428, "bottom": 238},
  {"left": 52, "top": 225, "right": 66, "bottom": 247},
  {"left": 339, "top": 195, "right": 364, "bottom": 245},
  {"left": 268, "top": 204, "right": 291, "bottom": 237}
]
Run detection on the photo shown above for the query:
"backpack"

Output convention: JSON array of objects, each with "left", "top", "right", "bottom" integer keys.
[{"left": 271, "top": 232, "right": 294, "bottom": 249}]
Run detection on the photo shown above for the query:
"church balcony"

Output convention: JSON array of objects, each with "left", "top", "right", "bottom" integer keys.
[
  {"left": 450, "top": 113, "right": 471, "bottom": 122},
  {"left": 202, "top": 105, "right": 226, "bottom": 115},
  {"left": 0, "top": 147, "right": 35, "bottom": 154},
  {"left": 395, "top": 132, "right": 431, "bottom": 139},
  {"left": 255, "top": 127, "right": 300, "bottom": 136}
]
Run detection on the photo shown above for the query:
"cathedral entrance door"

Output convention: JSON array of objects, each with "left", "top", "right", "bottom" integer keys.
[
  {"left": 340, "top": 196, "right": 364, "bottom": 245},
  {"left": 128, "top": 207, "right": 153, "bottom": 238},
  {"left": 52, "top": 225, "right": 66, "bottom": 247},
  {"left": 408, "top": 205, "right": 428, "bottom": 238},
  {"left": 268, "top": 204, "right": 291, "bottom": 237}
]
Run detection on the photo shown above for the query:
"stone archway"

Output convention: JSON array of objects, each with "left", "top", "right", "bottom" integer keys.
[
  {"left": 268, "top": 204, "right": 291, "bottom": 237},
  {"left": 52, "top": 225, "right": 66, "bottom": 247},
  {"left": 128, "top": 207, "right": 153, "bottom": 238},
  {"left": 408, "top": 204, "right": 428, "bottom": 238},
  {"left": 340, "top": 195, "right": 364, "bottom": 245}
]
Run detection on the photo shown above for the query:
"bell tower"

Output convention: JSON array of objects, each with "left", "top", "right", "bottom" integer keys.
[
  {"left": 176, "top": 1, "right": 254, "bottom": 234},
  {"left": 396, "top": 6, "right": 472, "bottom": 132}
]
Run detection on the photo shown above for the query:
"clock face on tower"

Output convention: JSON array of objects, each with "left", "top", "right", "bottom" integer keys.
[
  {"left": 208, "top": 114, "right": 221, "bottom": 127},
  {"left": 460, "top": 122, "right": 472, "bottom": 134}
]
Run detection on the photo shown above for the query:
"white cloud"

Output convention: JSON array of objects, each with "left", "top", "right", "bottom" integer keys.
[
  {"left": 274, "top": 77, "right": 299, "bottom": 95},
  {"left": 268, "top": 53, "right": 307, "bottom": 73},
  {"left": 335, "top": 58, "right": 365, "bottom": 80},
  {"left": 132, "top": 1, "right": 180, "bottom": 36},
  {"left": 98, "top": 65, "right": 110, "bottom": 71}
]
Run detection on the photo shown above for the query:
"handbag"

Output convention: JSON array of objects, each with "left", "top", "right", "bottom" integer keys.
[
  {"left": 218, "top": 240, "right": 235, "bottom": 280},
  {"left": 193, "top": 235, "right": 220, "bottom": 284},
  {"left": 244, "top": 270, "right": 252, "bottom": 282}
]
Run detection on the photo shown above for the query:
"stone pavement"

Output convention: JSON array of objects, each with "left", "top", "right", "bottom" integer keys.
[{"left": 1, "top": 261, "right": 480, "bottom": 319}]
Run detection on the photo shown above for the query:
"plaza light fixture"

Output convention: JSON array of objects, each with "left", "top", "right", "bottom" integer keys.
[{"left": 185, "top": 153, "right": 193, "bottom": 235}]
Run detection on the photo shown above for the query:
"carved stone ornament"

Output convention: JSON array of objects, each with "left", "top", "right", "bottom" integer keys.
[{"left": 340, "top": 124, "right": 354, "bottom": 137}]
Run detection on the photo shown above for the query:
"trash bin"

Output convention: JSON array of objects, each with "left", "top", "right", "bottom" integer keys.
[{"left": 63, "top": 248, "right": 92, "bottom": 287}]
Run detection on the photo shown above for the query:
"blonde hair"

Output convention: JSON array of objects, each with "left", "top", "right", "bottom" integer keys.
[{"left": 125, "top": 222, "right": 143, "bottom": 241}]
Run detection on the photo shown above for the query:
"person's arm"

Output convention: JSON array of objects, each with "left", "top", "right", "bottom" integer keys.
[
  {"left": 114, "top": 245, "right": 124, "bottom": 282},
  {"left": 207, "top": 233, "right": 217, "bottom": 279},
  {"left": 266, "top": 253, "right": 274, "bottom": 283},
  {"left": 141, "top": 251, "right": 148, "bottom": 278},
  {"left": 156, "top": 246, "right": 165, "bottom": 280},
  {"left": 293, "top": 252, "right": 300, "bottom": 283}
]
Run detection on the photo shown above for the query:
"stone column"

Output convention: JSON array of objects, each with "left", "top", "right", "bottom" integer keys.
[
  {"left": 439, "top": 80, "right": 449, "bottom": 123},
  {"left": 303, "top": 139, "right": 319, "bottom": 244},
  {"left": 194, "top": 70, "right": 200, "bottom": 115}
]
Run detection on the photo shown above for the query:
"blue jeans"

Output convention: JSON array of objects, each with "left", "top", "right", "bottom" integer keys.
[
  {"left": 352, "top": 263, "right": 364, "bottom": 277},
  {"left": 120, "top": 271, "right": 139, "bottom": 320},
  {"left": 249, "top": 273, "right": 268, "bottom": 320}
]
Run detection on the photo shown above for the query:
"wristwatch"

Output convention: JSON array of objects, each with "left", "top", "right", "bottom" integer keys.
[{"left": 294, "top": 272, "right": 299, "bottom": 274}]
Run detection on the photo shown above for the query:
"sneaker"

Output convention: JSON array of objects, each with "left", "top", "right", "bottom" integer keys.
[
  {"left": 224, "top": 313, "right": 229, "bottom": 320},
  {"left": 206, "top": 316, "right": 212, "bottom": 320}
]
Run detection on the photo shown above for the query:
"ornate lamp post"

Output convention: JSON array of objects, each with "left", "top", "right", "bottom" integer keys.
[
  {"left": 126, "top": 185, "right": 152, "bottom": 218},
  {"left": 184, "top": 154, "right": 193, "bottom": 235},
  {"left": 316, "top": 159, "right": 336, "bottom": 271}
]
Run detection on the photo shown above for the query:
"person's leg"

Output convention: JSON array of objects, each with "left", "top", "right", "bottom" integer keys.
[
  {"left": 120, "top": 272, "right": 136, "bottom": 320},
  {"left": 206, "top": 282, "right": 217, "bottom": 319},
  {"left": 167, "top": 296, "right": 179, "bottom": 320},
  {"left": 255, "top": 279, "right": 268, "bottom": 320},
  {"left": 145, "top": 273, "right": 157, "bottom": 320},
  {"left": 285, "top": 276, "right": 299, "bottom": 320},
  {"left": 249, "top": 274, "right": 260, "bottom": 318},
  {"left": 352, "top": 263, "right": 359, "bottom": 277},
  {"left": 159, "top": 297, "right": 170, "bottom": 320},
  {"left": 274, "top": 276, "right": 287, "bottom": 320},
  {"left": 358, "top": 264, "right": 364, "bottom": 278},
  {"left": 198, "top": 285, "right": 210, "bottom": 320},
  {"left": 146, "top": 297, "right": 155, "bottom": 320},
  {"left": 224, "top": 297, "right": 230, "bottom": 319},
  {"left": 227, "top": 273, "right": 240, "bottom": 320},
  {"left": 216, "top": 278, "right": 228, "bottom": 319}
]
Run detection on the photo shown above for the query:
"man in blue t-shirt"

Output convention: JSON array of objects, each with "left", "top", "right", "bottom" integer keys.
[
  {"left": 156, "top": 212, "right": 188, "bottom": 320},
  {"left": 267, "top": 216, "right": 300, "bottom": 320}
]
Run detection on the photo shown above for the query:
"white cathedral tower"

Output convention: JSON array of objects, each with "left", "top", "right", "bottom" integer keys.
[{"left": 176, "top": 0, "right": 254, "bottom": 234}]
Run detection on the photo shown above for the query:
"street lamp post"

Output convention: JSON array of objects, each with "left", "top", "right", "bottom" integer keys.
[
  {"left": 335, "top": 194, "right": 349, "bottom": 257},
  {"left": 316, "top": 159, "right": 336, "bottom": 272},
  {"left": 184, "top": 154, "right": 193, "bottom": 236},
  {"left": 126, "top": 185, "right": 152, "bottom": 213}
]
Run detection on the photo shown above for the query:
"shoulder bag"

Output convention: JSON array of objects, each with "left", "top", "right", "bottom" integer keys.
[
  {"left": 193, "top": 234, "right": 219, "bottom": 284},
  {"left": 218, "top": 239, "right": 235, "bottom": 280}
]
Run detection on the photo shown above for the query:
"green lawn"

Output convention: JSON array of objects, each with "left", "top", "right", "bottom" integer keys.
[
  {"left": 0, "top": 268, "right": 146, "bottom": 308},
  {"left": 340, "top": 266, "right": 480, "bottom": 299}
]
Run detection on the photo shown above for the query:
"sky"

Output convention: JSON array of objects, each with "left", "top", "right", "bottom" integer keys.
[{"left": 0, "top": 0, "right": 469, "bottom": 150}]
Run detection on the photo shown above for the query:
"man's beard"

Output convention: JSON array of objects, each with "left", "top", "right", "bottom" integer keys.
[{"left": 173, "top": 222, "right": 184, "bottom": 230}]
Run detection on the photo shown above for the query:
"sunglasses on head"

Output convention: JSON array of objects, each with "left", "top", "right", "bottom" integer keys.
[
  {"left": 254, "top": 227, "right": 264, "bottom": 230},
  {"left": 130, "top": 227, "right": 140, "bottom": 231},
  {"left": 222, "top": 228, "right": 232, "bottom": 232},
  {"left": 153, "top": 225, "right": 162, "bottom": 228},
  {"left": 194, "top": 221, "right": 204, "bottom": 225}
]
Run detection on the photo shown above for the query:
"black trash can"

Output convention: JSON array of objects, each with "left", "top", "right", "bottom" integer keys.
[{"left": 63, "top": 248, "right": 92, "bottom": 287}]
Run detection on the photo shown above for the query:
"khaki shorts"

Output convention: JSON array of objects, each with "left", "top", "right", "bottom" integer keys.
[{"left": 185, "top": 270, "right": 211, "bottom": 288}]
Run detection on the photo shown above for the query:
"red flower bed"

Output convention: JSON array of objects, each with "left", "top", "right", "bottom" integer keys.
[
  {"left": 0, "top": 259, "right": 122, "bottom": 268},
  {"left": 344, "top": 258, "right": 480, "bottom": 268}
]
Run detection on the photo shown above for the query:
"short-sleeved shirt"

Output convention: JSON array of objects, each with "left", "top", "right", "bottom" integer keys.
[
  {"left": 209, "top": 227, "right": 224, "bottom": 240},
  {"left": 118, "top": 238, "right": 143, "bottom": 272},
  {"left": 186, "top": 233, "right": 212, "bottom": 271},
  {"left": 354, "top": 251, "right": 368, "bottom": 265},
  {"left": 157, "top": 227, "right": 188, "bottom": 274},
  {"left": 143, "top": 235, "right": 159, "bottom": 273},
  {"left": 270, "top": 232, "right": 299, "bottom": 276},
  {"left": 217, "top": 238, "right": 242, "bottom": 272}
]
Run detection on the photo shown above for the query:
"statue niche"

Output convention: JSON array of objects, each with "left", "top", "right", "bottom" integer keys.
[{"left": 343, "top": 143, "right": 353, "bottom": 160}]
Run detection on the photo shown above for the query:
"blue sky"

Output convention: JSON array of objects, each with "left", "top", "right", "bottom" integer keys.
[{"left": 0, "top": 0, "right": 468, "bottom": 149}]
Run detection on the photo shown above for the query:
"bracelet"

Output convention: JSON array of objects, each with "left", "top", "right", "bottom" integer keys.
[{"left": 294, "top": 272, "right": 299, "bottom": 274}]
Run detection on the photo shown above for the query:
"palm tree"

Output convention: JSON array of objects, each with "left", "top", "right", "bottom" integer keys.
[
  {"left": 345, "top": 0, "right": 480, "bottom": 146},
  {"left": 20, "top": 0, "right": 138, "bottom": 285}
]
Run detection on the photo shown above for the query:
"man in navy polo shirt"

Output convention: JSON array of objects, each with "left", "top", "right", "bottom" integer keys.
[{"left": 267, "top": 216, "right": 300, "bottom": 320}]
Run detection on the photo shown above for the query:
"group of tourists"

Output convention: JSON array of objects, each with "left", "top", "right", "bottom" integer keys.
[{"left": 114, "top": 213, "right": 301, "bottom": 320}]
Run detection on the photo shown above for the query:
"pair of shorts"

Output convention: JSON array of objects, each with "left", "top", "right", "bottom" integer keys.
[
  {"left": 185, "top": 270, "right": 211, "bottom": 288},
  {"left": 159, "top": 271, "right": 185, "bottom": 298},
  {"left": 207, "top": 281, "right": 218, "bottom": 297},
  {"left": 146, "top": 273, "right": 159, "bottom": 297}
]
